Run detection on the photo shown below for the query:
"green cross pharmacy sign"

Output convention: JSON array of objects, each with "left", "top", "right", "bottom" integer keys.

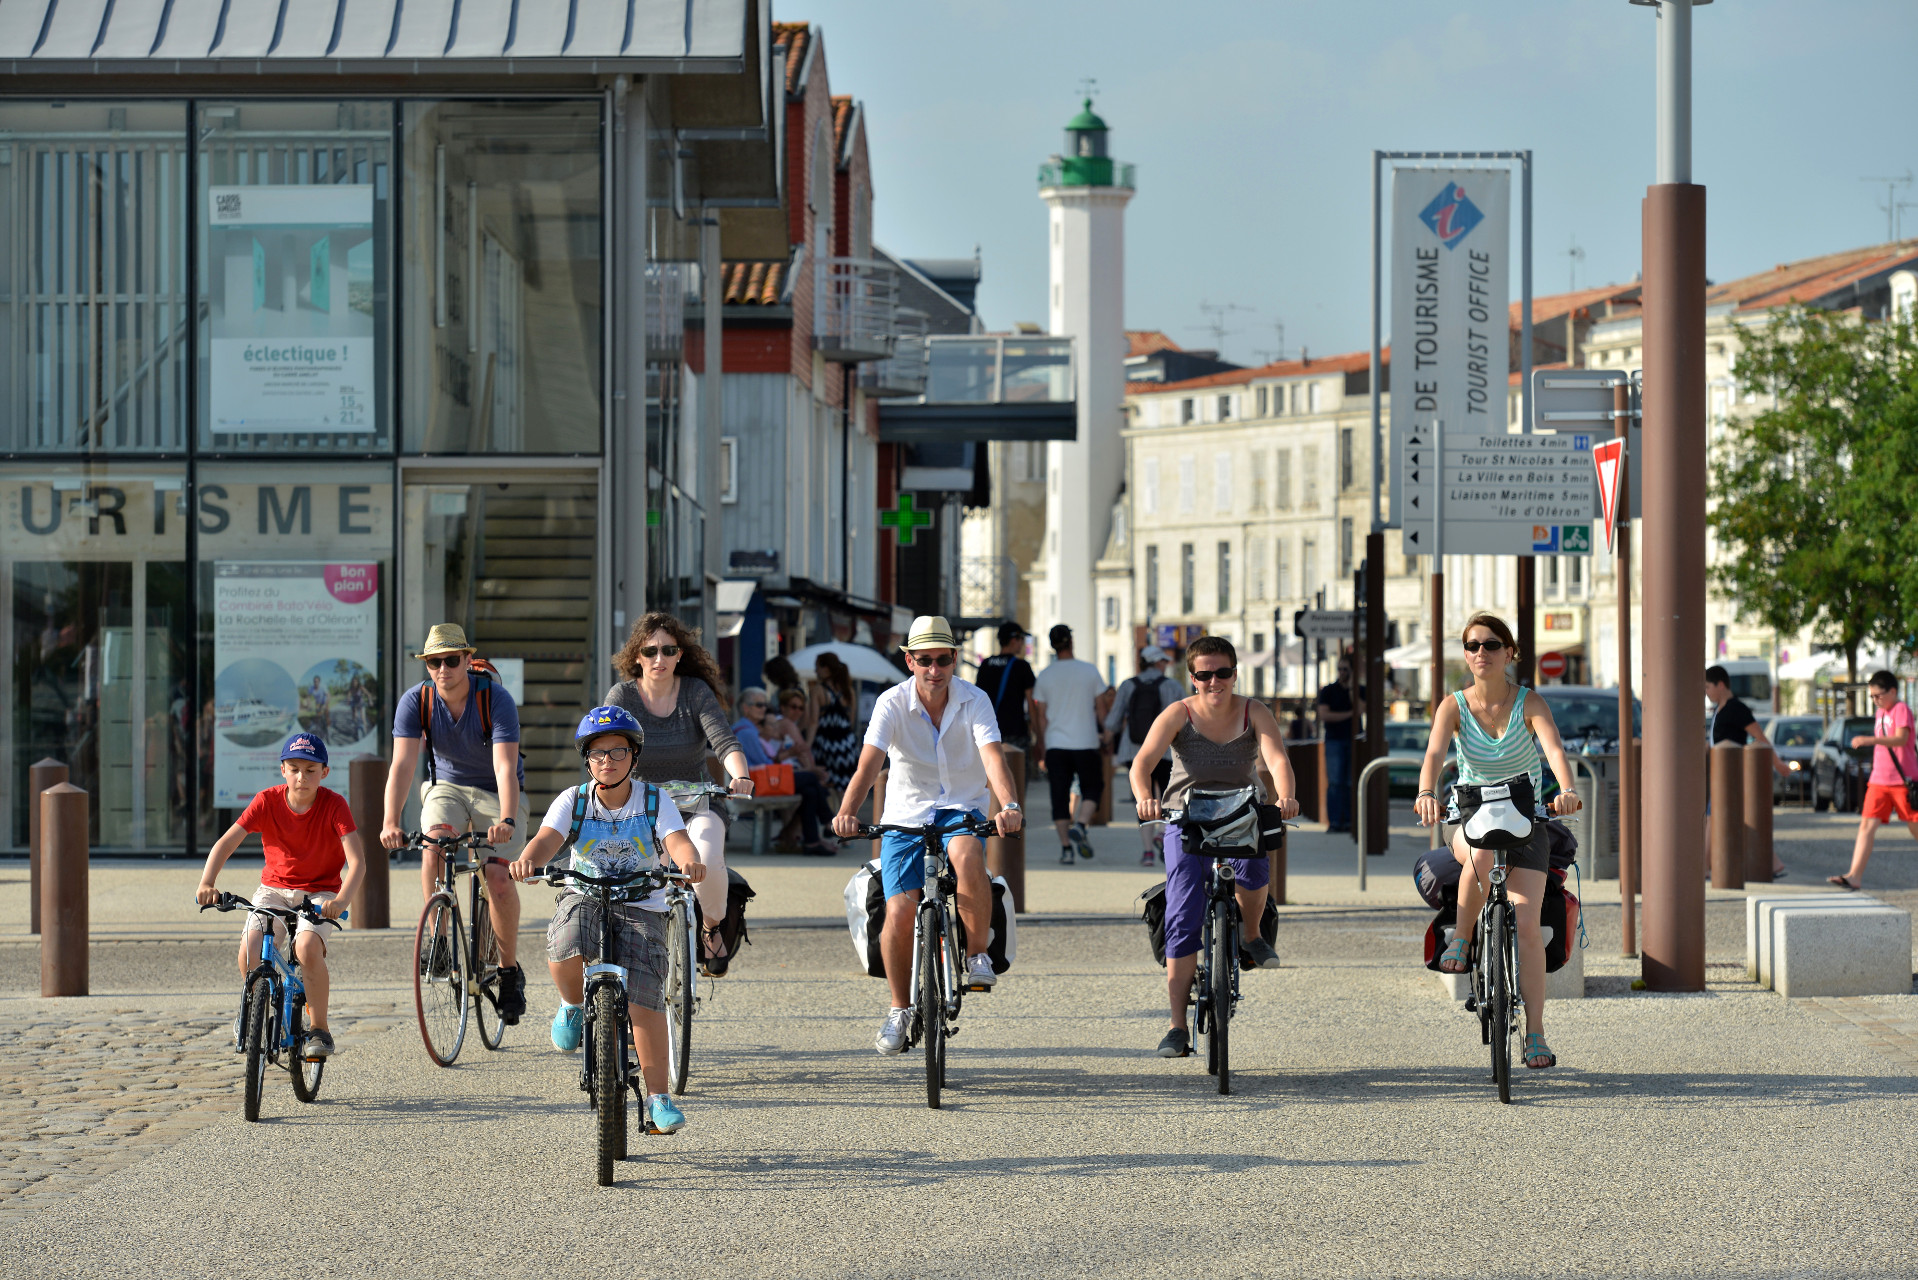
[{"left": 879, "top": 493, "right": 934, "bottom": 546}]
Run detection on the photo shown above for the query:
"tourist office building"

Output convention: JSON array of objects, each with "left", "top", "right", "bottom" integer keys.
[{"left": 0, "top": 0, "right": 784, "bottom": 855}]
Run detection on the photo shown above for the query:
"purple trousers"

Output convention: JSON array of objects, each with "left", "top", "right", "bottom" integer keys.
[{"left": 1163, "top": 822, "right": 1269, "bottom": 961}]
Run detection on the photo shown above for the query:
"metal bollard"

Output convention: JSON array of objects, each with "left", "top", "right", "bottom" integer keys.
[
  {"left": 1709, "top": 741, "right": 1745, "bottom": 890},
  {"left": 27, "top": 758, "right": 67, "bottom": 935},
  {"left": 349, "top": 758, "right": 390, "bottom": 929},
  {"left": 1743, "top": 742, "right": 1775, "bottom": 885},
  {"left": 987, "top": 747, "right": 1027, "bottom": 914},
  {"left": 40, "top": 783, "right": 88, "bottom": 997}
]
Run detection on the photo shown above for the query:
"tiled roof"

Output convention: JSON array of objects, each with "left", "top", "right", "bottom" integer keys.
[
  {"left": 1126, "top": 330, "right": 1183, "bottom": 357},
  {"left": 721, "top": 261, "right": 788, "bottom": 306},
  {"left": 1147, "top": 348, "right": 1382, "bottom": 394},
  {"left": 1510, "top": 282, "right": 1642, "bottom": 328},
  {"left": 771, "top": 22, "right": 810, "bottom": 95},
  {"left": 1712, "top": 240, "right": 1918, "bottom": 313},
  {"left": 832, "top": 96, "right": 855, "bottom": 161}
]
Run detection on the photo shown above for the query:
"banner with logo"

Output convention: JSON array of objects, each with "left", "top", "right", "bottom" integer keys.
[
  {"left": 212, "top": 562, "right": 380, "bottom": 807},
  {"left": 1388, "top": 168, "right": 1511, "bottom": 527},
  {"left": 206, "top": 185, "right": 376, "bottom": 434}
]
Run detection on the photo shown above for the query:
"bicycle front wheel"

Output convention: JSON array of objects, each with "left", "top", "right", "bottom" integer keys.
[
  {"left": 473, "top": 885, "right": 505, "bottom": 1051},
  {"left": 1489, "top": 905, "right": 1514, "bottom": 1104},
  {"left": 1208, "top": 901, "right": 1235, "bottom": 1096},
  {"left": 920, "top": 913, "right": 945, "bottom": 1110},
  {"left": 242, "top": 977, "right": 271, "bottom": 1122},
  {"left": 289, "top": 992, "right": 326, "bottom": 1102},
  {"left": 593, "top": 984, "right": 625, "bottom": 1186},
  {"left": 414, "top": 893, "right": 468, "bottom": 1066},
  {"left": 666, "top": 900, "right": 695, "bottom": 1095}
]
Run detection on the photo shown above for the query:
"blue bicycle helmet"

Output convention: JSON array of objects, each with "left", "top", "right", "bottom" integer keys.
[{"left": 575, "top": 705, "right": 645, "bottom": 763}]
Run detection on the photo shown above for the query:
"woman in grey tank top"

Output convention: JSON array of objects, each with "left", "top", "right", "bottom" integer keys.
[
  {"left": 1413, "top": 612, "right": 1582, "bottom": 1070},
  {"left": 1129, "top": 635, "right": 1300, "bottom": 1061},
  {"left": 604, "top": 613, "right": 753, "bottom": 971}
]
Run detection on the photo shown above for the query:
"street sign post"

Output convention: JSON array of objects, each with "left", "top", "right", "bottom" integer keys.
[
  {"left": 1538, "top": 651, "right": 1567, "bottom": 680},
  {"left": 1296, "top": 610, "right": 1357, "bottom": 641},
  {"left": 1401, "top": 429, "right": 1598, "bottom": 556}
]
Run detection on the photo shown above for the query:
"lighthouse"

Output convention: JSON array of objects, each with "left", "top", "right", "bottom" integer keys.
[{"left": 1034, "top": 99, "right": 1134, "bottom": 654}]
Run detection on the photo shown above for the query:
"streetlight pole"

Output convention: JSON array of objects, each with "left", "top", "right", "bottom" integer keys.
[{"left": 1635, "top": 0, "right": 1709, "bottom": 991}]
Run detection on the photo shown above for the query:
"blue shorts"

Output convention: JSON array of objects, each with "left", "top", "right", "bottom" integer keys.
[{"left": 879, "top": 808, "right": 986, "bottom": 899}]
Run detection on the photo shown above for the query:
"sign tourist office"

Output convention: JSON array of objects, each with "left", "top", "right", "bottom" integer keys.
[{"left": 1401, "top": 425, "right": 1598, "bottom": 556}]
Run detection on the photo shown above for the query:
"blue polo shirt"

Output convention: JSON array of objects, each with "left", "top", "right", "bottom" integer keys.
[{"left": 394, "top": 677, "right": 524, "bottom": 790}]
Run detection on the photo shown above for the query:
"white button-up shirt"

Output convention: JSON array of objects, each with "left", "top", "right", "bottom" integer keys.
[{"left": 865, "top": 678, "right": 1002, "bottom": 825}]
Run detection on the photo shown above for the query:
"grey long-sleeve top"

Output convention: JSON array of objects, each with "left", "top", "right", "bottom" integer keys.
[{"left": 601, "top": 677, "right": 742, "bottom": 785}]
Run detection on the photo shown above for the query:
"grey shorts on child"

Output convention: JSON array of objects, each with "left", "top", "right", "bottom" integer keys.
[{"left": 546, "top": 893, "right": 669, "bottom": 1011}]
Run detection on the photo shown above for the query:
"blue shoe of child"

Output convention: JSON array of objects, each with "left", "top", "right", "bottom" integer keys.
[
  {"left": 551, "top": 1002, "right": 583, "bottom": 1051},
  {"left": 648, "top": 1093, "right": 686, "bottom": 1134}
]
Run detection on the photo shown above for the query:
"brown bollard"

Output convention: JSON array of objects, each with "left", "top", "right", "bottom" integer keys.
[
  {"left": 1709, "top": 741, "right": 1745, "bottom": 890},
  {"left": 1091, "top": 747, "right": 1114, "bottom": 827},
  {"left": 27, "top": 758, "right": 68, "bottom": 935},
  {"left": 987, "top": 747, "right": 1027, "bottom": 914},
  {"left": 1743, "top": 742, "right": 1775, "bottom": 885},
  {"left": 1285, "top": 739, "right": 1324, "bottom": 824},
  {"left": 40, "top": 783, "right": 88, "bottom": 997},
  {"left": 349, "top": 758, "right": 390, "bottom": 929}
]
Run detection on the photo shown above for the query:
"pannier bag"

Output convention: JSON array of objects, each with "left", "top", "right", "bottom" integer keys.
[
  {"left": 844, "top": 859, "right": 1016, "bottom": 978},
  {"left": 1451, "top": 776, "right": 1538, "bottom": 850},
  {"left": 749, "top": 763, "right": 795, "bottom": 797},
  {"left": 713, "top": 869, "right": 755, "bottom": 963},
  {"left": 1140, "top": 880, "right": 1279, "bottom": 968},
  {"left": 1421, "top": 868, "right": 1581, "bottom": 974}
]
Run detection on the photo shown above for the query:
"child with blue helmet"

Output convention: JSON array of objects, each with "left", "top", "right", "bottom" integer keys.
[{"left": 510, "top": 705, "right": 707, "bottom": 1134}]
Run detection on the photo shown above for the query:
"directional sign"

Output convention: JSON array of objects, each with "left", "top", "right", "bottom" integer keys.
[
  {"left": 1402, "top": 431, "right": 1598, "bottom": 556},
  {"left": 1296, "top": 610, "right": 1357, "bottom": 641},
  {"left": 1533, "top": 367, "right": 1642, "bottom": 520}
]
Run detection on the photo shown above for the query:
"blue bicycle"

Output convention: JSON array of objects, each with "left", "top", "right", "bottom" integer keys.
[{"left": 200, "top": 891, "right": 347, "bottom": 1121}]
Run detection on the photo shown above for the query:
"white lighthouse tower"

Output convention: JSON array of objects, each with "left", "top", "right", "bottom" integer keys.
[{"left": 1034, "top": 99, "right": 1134, "bottom": 652}]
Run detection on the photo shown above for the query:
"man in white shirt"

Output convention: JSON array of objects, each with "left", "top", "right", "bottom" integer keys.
[
  {"left": 1032, "top": 624, "right": 1113, "bottom": 863},
  {"left": 832, "top": 615, "right": 1025, "bottom": 1055}
]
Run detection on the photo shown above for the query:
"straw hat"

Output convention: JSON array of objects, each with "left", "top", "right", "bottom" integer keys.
[
  {"left": 413, "top": 623, "right": 476, "bottom": 660},
  {"left": 901, "top": 615, "right": 959, "bottom": 651}
]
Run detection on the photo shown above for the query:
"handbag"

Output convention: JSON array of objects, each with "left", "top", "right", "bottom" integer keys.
[{"left": 749, "top": 763, "right": 795, "bottom": 796}]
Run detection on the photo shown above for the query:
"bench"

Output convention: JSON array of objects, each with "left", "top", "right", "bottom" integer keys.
[
  {"left": 1435, "top": 925, "right": 1586, "bottom": 1001},
  {"left": 1747, "top": 896, "right": 1912, "bottom": 997},
  {"left": 1748, "top": 894, "right": 1887, "bottom": 987},
  {"left": 722, "top": 796, "right": 804, "bottom": 856}
]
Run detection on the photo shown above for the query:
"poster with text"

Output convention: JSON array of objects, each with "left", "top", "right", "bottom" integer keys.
[
  {"left": 207, "top": 184, "right": 376, "bottom": 434},
  {"left": 213, "top": 562, "right": 380, "bottom": 807}
]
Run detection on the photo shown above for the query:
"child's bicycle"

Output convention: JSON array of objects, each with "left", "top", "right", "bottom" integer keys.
[{"left": 199, "top": 891, "right": 347, "bottom": 1121}]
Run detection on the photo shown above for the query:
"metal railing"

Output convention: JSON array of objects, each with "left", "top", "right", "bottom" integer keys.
[
  {"left": 959, "top": 555, "right": 1017, "bottom": 618},
  {"left": 920, "top": 334, "right": 1074, "bottom": 405},
  {"left": 814, "top": 256, "right": 898, "bottom": 362},
  {"left": 863, "top": 306, "right": 927, "bottom": 397},
  {"left": 1036, "top": 158, "right": 1136, "bottom": 190}
]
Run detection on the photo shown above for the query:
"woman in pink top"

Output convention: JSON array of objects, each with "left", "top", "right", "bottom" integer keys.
[{"left": 1832, "top": 670, "right": 1918, "bottom": 890}]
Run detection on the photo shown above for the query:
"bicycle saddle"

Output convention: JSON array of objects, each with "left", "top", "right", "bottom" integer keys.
[{"left": 1453, "top": 777, "right": 1537, "bottom": 850}]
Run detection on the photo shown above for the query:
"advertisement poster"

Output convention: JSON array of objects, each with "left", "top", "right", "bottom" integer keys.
[
  {"left": 206, "top": 184, "right": 375, "bottom": 434},
  {"left": 1388, "top": 167, "right": 1511, "bottom": 528},
  {"left": 213, "top": 562, "right": 380, "bottom": 807}
]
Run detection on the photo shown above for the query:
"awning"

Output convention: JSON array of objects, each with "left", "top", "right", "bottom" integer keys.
[
  {"left": 1778, "top": 652, "right": 1837, "bottom": 681},
  {"left": 1383, "top": 642, "right": 1429, "bottom": 668},
  {"left": 2, "top": 0, "right": 754, "bottom": 75}
]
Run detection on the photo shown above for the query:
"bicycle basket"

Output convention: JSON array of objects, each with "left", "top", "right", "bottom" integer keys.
[
  {"left": 1451, "top": 776, "right": 1538, "bottom": 850},
  {"left": 1180, "top": 786, "right": 1262, "bottom": 858}
]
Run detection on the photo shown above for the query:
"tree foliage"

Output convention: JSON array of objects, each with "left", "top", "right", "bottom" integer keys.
[{"left": 1707, "top": 306, "right": 1918, "bottom": 680}]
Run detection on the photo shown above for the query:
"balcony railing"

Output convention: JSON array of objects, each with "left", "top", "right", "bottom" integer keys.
[
  {"left": 863, "top": 307, "right": 928, "bottom": 398},
  {"left": 960, "top": 555, "right": 1018, "bottom": 619},
  {"left": 1036, "top": 158, "right": 1136, "bottom": 191},
  {"left": 815, "top": 257, "right": 898, "bottom": 363},
  {"left": 921, "top": 335, "right": 1074, "bottom": 404}
]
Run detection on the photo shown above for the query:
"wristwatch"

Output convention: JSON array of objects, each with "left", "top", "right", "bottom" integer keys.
[
  {"left": 500, "top": 817, "right": 517, "bottom": 828},
  {"left": 1003, "top": 802, "right": 1021, "bottom": 812}
]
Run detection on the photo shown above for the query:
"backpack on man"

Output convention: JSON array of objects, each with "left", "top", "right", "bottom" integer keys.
[
  {"left": 417, "top": 657, "right": 519, "bottom": 785},
  {"left": 1125, "top": 671, "right": 1171, "bottom": 747}
]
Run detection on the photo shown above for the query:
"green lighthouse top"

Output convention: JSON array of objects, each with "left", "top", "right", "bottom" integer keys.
[
  {"left": 1039, "top": 97, "right": 1134, "bottom": 191},
  {"left": 1065, "top": 99, "right": 1107, "bottom": 132}
]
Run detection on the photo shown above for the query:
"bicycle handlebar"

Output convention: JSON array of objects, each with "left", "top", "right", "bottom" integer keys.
[
  {"left": 846, "top": 818, "right": 1000, "bottom": 841},
  {"left": 197, "top": 891, "right": 346, "bottom": 925},
  {"left": 527, "top": 864, "right": 689, "bottom": 890}
]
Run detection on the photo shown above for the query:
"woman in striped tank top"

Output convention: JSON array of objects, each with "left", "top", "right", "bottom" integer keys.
[{"left": 1413, "top": 613, "right": 1582, "bottom": 1070}]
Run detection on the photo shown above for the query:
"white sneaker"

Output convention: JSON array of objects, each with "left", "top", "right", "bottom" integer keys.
[
  {"left": 874, "top": 1007, "right": 911, "bottom": 1055},
  {"left": 966, "top": 953, "right": 997, "bottom": 987}
]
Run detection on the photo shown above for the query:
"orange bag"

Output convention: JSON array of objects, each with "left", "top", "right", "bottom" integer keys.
[{"left": 750, "top": 763, "right": 795, "bottom": 797}]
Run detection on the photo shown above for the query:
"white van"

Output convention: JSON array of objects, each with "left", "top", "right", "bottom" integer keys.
[{"left": 1713, "top": 658, "right": 1772, "bottom": 705}]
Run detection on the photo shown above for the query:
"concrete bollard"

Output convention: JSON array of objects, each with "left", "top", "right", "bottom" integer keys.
[
  {"left": 27, "top": 758, "right": 68, "bottom": 935},
  {"left": 987, "top": 748, "right": 1027, "bottom": 914},
  {"left": 1709, "top": 740, "right": 1745, "bottom": 890},
  {"left": 40, "top": 783, "right": 88, "bottom": 997},
  {"left": 1743, "top": 742, "right": 1774, "bottom": 885},
  {"left": 349, "top": 758, "right": 390, "bottom": 929}
]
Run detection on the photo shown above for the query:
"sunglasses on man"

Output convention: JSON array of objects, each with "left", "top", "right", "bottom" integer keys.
[
  {"left": 909, "top": 653, "right": 955, "bottom": 669},
  {"left": 422, "top": 655, "right": 465, "bottom": 670},
  {"left": 1462, "top": 639, "right": 1507, "bottom": 654}
]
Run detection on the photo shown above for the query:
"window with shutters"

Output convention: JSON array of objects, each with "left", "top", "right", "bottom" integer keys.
[
  {"left": 1216, "top": 541, "right": 1232, "bottom": 614},
  {"left": 1275, "top": 449, "right": 1292, "bottom": 510},
  {"left": 1250, "top": 536, "right": 1266, "bottom": 601},
  {"left": 1178, "top": 457, "right": 1196, "bottom": 512},
  {"left": 1302, "top": 539, "right": 1318, "bottom": 599},
  {"left": 1218, "top": 394, "right": 1233, "bottom": 421},
  {"left": 1250, "top": 451, "right": 1266, "bottom": 511},
  {"left": 1142, "top": 458, "right": 1160, "bottom": 515},
  {"left": 1180, "top": 543, "right": 1195, "bottom": 614},
  {"left": 1340, "top": 517, "right": 1354, "bottom": 577},
  {"left": 1340, "top": 428, "right": 1355, "bottom": 490},
  {"left": 1145, "top": 545, "right": 1160, "bottom": 615},
  {"left": 1277, "top": 538, "right": 1291, "bottom": 599},
  {"left": 1302, "top": 444, "right": 1321, "bottom": 508},
  {"left": 1213, "top": 452, "right": 1232, "bottom": 512}
]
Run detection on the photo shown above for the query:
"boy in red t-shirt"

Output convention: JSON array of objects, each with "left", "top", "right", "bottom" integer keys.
[
  {"left": 1832, "top": 671, "right": 1918, "bottom": 891},
  {"left": 197, "top": 733, "right": 364, "bottom": 1058}
]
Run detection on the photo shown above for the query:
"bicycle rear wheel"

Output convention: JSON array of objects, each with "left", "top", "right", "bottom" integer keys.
[
  {"left": 473, "top": 883, "right": 505, "bottom": 1051},
  {"left": 413, "top": 893, "right": 468, "bottom": 1066},
  {"left": 593, "top": 984, "right": 624, "bottom": 1186},
  {"left": 920, "top": 914, "right": 945, "bottom": 1109},
  {"left": 1208, "top": 900, "right": 1235, "bottom": 1096},
  {"left": 666, "top": 899, "right": 695, "bottom": 1095},
  {"left": 241, "top": 977, "right": 271, "bottom": 1122},
  {"left": 289, "top": 992, "right": 326, "bottom": 1102},
  {"left": 1489, "top": 904, "right": 1514, "bottom": 1104}
]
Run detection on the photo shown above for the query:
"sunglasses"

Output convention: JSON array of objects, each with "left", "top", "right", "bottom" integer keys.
[
  {"left": 910, "top": 653, "right": 956, "bottom": 669},
  {"left": 1190, "top": 666, "right": 1237, "bottom": 683},
  {"left": 639, "top": 645, "right": 680, "bottom": 659},
  {"left": 1462, "top": 639, "right": 1507, "bottom": 654},
  {"left": 423, "top": 655, "right": 464, "bottom": 670},
  {"left": 743, "top": 700, "right": 769, "bottom": 710},
  {"left": 584, "top": 746, "right": 632, "bottom": 764}
]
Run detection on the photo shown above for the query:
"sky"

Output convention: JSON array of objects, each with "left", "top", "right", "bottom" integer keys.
[{"left": 792, "top": 0, "right": 1918, "bottom": 366}]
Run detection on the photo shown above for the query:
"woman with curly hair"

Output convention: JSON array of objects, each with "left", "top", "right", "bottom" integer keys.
[{"left": 603, "top": 612, "right": 754, "bottom": 974}]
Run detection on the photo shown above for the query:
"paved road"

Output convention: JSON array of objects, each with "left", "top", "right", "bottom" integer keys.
[{"left": 4, "top": 901, "right": 1917, "bottom": 1278}]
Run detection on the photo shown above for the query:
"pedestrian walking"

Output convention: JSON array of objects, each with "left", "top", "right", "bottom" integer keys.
[
  {"left": 1316, "top": 655, "right": 1361, "bottom": 832},
  {"left": 1831, "top": 670, "right": 1918, "bottom": 891},
  {"left": 1105, "top": 645, "right": 1183, "bottom": 864},
  {"left": 974, "top": 621, "right": 1038, "bottom": 752},
  {"left": 1032, "top": 624, "right": 1112, "bottom": 863},
  {"left": 1706, "top": 664, "right": 1788, "bottom": 879}
]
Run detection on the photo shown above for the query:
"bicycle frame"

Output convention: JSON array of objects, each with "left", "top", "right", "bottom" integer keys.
[
  {"left": 1193, "top": 855, "right": 1244, "bottom": 1025},
  {"left": 244, "top": 922, "right": 304, "bottom": 1065},
  {"left": 906, "top": 843, "right": 968, "bottom": 1038}
]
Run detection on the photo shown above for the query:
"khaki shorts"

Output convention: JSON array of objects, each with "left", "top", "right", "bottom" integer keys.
[
  {"left": 242, "top": 886, "right": 340, "bottom": 955},
  {"left": 545, "top": 894, "right": 668, "bottom": 1011},
  {"left": 419, "top": 780, "right": 529, "bottom": 858}
]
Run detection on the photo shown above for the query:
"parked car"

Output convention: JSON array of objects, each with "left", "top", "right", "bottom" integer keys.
[
  {"left": 1382, "top": 720, "right": 1449, "bottom": 797},
  {"left": 1762, "top": 715, "right": 1821, "bottom": 804},
  {"left": 1535, "top": 686, "right": 1642, "bottom": 755},
  {"left": 1810, "top": 716, "right": 1875, "bottom": 812}
]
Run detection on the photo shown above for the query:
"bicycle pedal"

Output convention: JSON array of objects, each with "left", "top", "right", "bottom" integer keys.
[
  {"left": 963, "top": 983, "right": 993, "bottom": 993},
  {"left": 1464, "top": 996, "right": 1479, "bottom": 1013}
]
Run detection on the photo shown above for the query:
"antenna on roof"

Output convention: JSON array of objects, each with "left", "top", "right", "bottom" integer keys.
[
  {"left": 1565, "top": 234, "right": 1587, "bottom": 294},
  {"left": 1861, "top": 172, "right": 1914, "bottom": 243},
  {"left": 1078, "top": 77, "right": 1098, "bottom": 104},
  {"left": 1252, "top": 320, "right": 1288, "bottom": 365},
  {"left": 1190, "top": 300, "right": 1254, "bottom": 360}
]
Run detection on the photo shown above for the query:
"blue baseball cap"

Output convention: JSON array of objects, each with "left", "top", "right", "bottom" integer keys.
[{"left": 280, "top": 732, "right": 329, "bottom": 766}]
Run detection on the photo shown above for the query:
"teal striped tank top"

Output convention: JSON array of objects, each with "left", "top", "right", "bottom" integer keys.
[{"left": 1452, "top": 686, "right": 1541, "bottom": 793}]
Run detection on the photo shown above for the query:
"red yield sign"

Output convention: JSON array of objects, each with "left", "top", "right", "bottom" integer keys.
[{"left": 1538, "top": 651, "right": 1567, "bottom": 681}]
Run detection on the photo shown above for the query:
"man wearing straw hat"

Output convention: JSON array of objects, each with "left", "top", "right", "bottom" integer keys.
[
  {"left": 832, "top": 616, "right": 1025, "bottom": 1056},
  {"left": 380, "top": 623, "right": 530, "bottom": 1023}
]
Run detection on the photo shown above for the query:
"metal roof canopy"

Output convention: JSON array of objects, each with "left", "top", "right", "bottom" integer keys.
[
  {"left": 878, "top": 402, "right": 1076, "bottom": 444},
  {"left": 0, "top": 0, "right": 757, "bottom": 77}
]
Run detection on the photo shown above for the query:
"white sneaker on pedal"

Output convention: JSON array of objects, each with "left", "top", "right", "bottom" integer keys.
[
  {"left": 966, "top": 953, "right": 997, "bottom": 987},
  {"left": 874, "top": 1006, "right": 911, "bottom": 1055}
]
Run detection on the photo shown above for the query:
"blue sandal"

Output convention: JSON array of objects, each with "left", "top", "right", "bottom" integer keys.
[
  {"left": 1437, "top": 939, "right": 1470, "bottom": 973},
  {"left": 1524, "top": 1033, "right": 1556, "bottom": 1069}
]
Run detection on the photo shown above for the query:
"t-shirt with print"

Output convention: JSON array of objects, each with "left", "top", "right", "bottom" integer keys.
[
  {"left": 539, "top": 783, "right": 686, "bottom": 911},
  {"left": 1869, "top": 700, "right": 1918, "bottom": 787},
  {"left": 239, "top": 785, "right": 356, "bottom": 895},
  {"left": 393, "top": 676, "right": 525, "bottom": 790},
  {"left": 1032, "top": 657, "right": 1108, "bottom": 751}
]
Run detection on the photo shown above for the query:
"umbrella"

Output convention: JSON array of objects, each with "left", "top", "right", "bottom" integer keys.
[
  {"left": 786, "top": 641, "right": 907, "bottom": 687},
  {"left": 1383, "top": 642, "right": 1430, "bottom": 668},
  {"left": 1776, "top": 652, "right": 1837, "bottom": 681}
]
